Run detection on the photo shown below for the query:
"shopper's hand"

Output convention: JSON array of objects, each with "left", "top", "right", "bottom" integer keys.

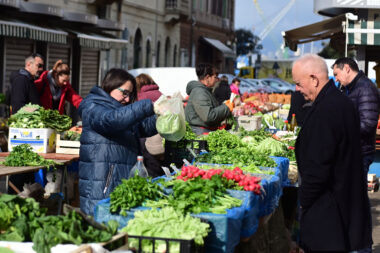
[{"left": 224, "top": 100, "right": 234, "bottom": 112}]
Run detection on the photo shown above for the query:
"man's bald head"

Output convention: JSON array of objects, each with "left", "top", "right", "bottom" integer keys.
[
  {"left": 293, "top": 54, "right": 329, "bottom": 81},
  {"left": 292, "top": 54, "right": 330, "bottom": 102}
]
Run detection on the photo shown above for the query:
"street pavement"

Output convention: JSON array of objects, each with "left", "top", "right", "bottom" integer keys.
[{"left": 370, "top": 192, "right": 380, "bottom": 252}]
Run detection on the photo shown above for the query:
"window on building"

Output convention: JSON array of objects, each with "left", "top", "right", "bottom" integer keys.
[
  {"left": 146, "top": 40, "right": 151, "bottom": 67},
  {"left": 164, "top": 37, "right": 171, "bottom": 67},
  {"left": 133, "top": 29, "right": 142, "bottom": 69},
  {"left": 173, "top": 45, "right": 177, "bottom": 67},
  {"left": 156, "top": 41, "right": 160, "bottom": 67}
]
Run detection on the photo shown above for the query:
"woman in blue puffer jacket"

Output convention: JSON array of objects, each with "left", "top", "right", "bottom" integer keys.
[{"left": 78, "top": 68, "right": 157, "bottom": 215}]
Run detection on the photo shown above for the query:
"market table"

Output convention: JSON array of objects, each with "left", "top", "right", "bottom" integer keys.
[{"left": 0, "top": 152, "right": 79, "bottom": 214}]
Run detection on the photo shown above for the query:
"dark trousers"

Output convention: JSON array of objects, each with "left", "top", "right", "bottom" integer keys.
[{"left": 357, "top": 153, "right": 374, "bottom": 253}]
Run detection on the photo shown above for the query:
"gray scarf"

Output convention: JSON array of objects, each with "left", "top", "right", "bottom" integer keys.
[{"left": 47, "top": 70, "right": 62, "bottom": 101}]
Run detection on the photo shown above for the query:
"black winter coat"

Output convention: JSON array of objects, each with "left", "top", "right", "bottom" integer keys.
[
  {"left": 296, "top": 80, "right": 372, "bottom": 251},
  {"left": 213, "top": 80, "right": 231, "bottom": 105},
  {"left": 9, "top": 69, "right": 40, "bottom": 113},
  {"left": 341, "top": 71, "right": 380, "bottom": 155},
  {"left": 78, "top": 86, "right": 157, "bottom": 215}
]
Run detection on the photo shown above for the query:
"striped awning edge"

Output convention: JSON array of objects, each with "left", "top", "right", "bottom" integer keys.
[
  {"left": 0, "top": 20, "right": 67, "bottom": 44},
  {"left": 77, "top": 33, "right": 128, "bottom": 50},
  {"left": 347, "top": 9, "right": 380, "bottom": 46}
]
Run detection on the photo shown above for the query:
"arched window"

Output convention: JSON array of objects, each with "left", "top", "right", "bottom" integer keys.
[
  {"left": 156, "top": 41, "right": 160, "bottom": 67},
  {"left": 164, "top": 37, "right": 171, "bottom": 67},
  {"left": 173, "top": 44, "right": 177, "bottom": 67},
  {"left": 145, "top": 39, "right": 151, "bottom": 67},
  {"left": 133, "top": 29, "right": 142, "bottom": 69}
]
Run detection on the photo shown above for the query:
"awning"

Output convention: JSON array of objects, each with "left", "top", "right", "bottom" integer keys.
[
  {"left": 282, "top": 14, "right": 346, "bottom": 51},
  {"left": 76, "top": 33, "right": 128, "bottom": 49},
  {"left": 0, "top": 20, "right": 67, "bottom": 44},
  {"left": 347, "top": 10, "right": 380, "bottom": 46},
  {"left": 202, "top": 37, "right": 235, "bottom": 58}
]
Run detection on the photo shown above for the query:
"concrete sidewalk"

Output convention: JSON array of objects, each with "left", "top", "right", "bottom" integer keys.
[{"left": 370, "top": 192, "right": 380, "bottom": 252}]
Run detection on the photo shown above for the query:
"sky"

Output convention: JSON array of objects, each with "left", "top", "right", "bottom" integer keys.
[{"left": 234, "top": 0, "right": 325, "bottom": 59}]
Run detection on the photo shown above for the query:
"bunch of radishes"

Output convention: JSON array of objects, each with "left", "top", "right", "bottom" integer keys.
[{"left": 177, "top": 165, "right": 262, "bottom": 194}]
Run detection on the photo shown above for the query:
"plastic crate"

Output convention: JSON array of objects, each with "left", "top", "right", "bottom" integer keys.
[
  {"left": 128, "top": 235, "right": 203, "bottom": 253},
  {"left": 165, "top": 139, "right": 208, "bottom": 166}
]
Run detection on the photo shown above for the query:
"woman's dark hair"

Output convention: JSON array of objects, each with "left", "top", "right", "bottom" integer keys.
[
  {"left": 101, "top": 68, "right": 137, "bottom": 103},
  {"left": 196, "top": 63, "right": 218, "bottom": 80},
  {"left": 136, "top": 73, "right": 156, "bottom": 92}
]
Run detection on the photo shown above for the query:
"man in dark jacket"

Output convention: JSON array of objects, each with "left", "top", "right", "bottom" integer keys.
[
  {"left": 293, "top": 54, "right": 372, "bottom": 252},
  {"left": 185, "top": 63, "right": 231, "bottom": 135},
  {"left": 333, "top": 58, "right": 380, "bottom": 183},
  {"left": 9, "top": 53, "right": 44, "bottom": 113},
  {"left": 213, "top": 75, "right": 231, "bottom": 105}
]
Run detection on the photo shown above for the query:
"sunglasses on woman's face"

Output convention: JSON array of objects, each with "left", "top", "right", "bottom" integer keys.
[{"left": 117, "top": 87, "right": 132, "bottom": 98}]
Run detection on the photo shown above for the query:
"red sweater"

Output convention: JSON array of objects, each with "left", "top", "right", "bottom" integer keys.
[{"left": 34, "top": 71, "right": 83, "bottom": 114}]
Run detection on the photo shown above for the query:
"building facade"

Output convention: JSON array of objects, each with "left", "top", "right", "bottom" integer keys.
[{"left": 0, "top": 0, "right": 235, "bottom": 103}]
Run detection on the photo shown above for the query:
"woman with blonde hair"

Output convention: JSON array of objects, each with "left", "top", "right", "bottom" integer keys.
[{"left": 35, "top": 60, "right": 82, "bottom": 114}]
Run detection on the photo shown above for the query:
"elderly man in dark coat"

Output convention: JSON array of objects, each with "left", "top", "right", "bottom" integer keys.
[{"left": 293, "top": 54, "right": 372, "bottom": 252}]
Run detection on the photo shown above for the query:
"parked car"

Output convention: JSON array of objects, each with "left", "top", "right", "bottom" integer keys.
[
  {"left": 242, "top": 78, "right": 278, "bottom": 93},
  {"left": 260, "top": 78, "right": 295, "bottom": 94}
]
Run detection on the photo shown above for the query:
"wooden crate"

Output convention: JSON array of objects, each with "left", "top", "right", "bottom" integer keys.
[{"left": 56, "top": 134, "right": 80, "bottom": 155}]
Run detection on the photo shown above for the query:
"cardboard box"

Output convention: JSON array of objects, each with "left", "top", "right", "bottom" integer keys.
[
  {"left": 237, "top": 115, "right": 262, "bottom": 131},
  {"left": 8, "top": 128, "right": 56, "bottom": 153},
  {"left": 56, "top": 134, "right": 80, "bottom": 155}
]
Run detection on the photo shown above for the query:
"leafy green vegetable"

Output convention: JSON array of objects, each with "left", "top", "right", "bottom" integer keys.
[
  {"left": 204, "top": 129, "right": 244, "bottom": 152},
  {"left": 110, "top": 175, "right": 164, "bottom": 215},
  {"left": 2, "top": 144, "right": 58, "bottom": 168},
  {"left": 8, "top": 104, "right": 72, "bottom": 132},
  {"left": 146, "top": 176, "right": 242, "bottom": 214},
  {"left": 255, "top": 137, "right": 288, "bottom": 157},
  {"left": 122, "top": 207, "right": 210, "bottom": 252}
]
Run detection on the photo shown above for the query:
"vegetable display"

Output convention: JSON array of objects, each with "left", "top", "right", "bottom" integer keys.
[
  {"left": 2, "top": 144, "right": 58, "bottom": 168},
  {"left": 122, "top": 207, "right": 210, "bottom": 252},
  {"left": 177, "top": 165, "right": 262, "bottom": 195},
  {"left": 110, "top": 175, "right": 163, "bottom": 215},
  {"left": 0, "top": 194, "right": 118, "bottom": 253},
  {"left": 8, "top": 104, "right": 72, "bottom": 132},
  {"left": 146, "top": 176, "right": 242, "bottom": 214}
]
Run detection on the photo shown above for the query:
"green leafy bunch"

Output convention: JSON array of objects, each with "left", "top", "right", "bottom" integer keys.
[
  {"left": 122, "top": 207, "right": 210, "bottom": 251},
  {"left": 0, "top": 194, "right": 47, "bottom": 242},
  {"left": 146, "top": 176, "right": 242, "bottom": 214},
  {"left": 205, "top": 129, "right": 245, "bottom": 152},
  {"left": 110, "top": 175, "right": 164, "bottom": 216},
  {"left": 8, "top": 103, "right": 72, "bottom": 132},
  {"left": 2, "top": 144, "right": 58, "bottom": 168},
  {"left": 30, "top": 211, "right": 118, "bottom": 253}
]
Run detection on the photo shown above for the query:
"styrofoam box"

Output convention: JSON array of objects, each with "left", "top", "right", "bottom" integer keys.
[
  {"left": 8, "top": 128, "right": 56, "bottom": 153},
  {"left": 237, "top": 115, "right": 262, "bottom": 131}
]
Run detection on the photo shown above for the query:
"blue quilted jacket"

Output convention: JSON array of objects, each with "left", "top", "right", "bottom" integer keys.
[
  {"left": 78, "top": 86, "right": 157, "bottom": 215},
  {"left": 342, "top": 71, "right": 380, "bottom": 155}
]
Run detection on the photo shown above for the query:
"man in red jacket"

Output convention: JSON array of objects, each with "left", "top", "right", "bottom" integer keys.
[{"left": 34, "top": 60, "right": 82, "bottom": 114}]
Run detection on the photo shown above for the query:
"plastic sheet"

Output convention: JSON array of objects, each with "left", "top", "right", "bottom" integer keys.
[
  {"left": 270, "top": 156, "right": 289, "bottom": 187},
  {"left": 258, "top": 174, "right": 282, "bottom": 217}
]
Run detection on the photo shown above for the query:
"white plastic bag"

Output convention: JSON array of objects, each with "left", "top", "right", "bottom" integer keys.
[{"left": 154, "top": 96, "right": 186, "bottom": 142}]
